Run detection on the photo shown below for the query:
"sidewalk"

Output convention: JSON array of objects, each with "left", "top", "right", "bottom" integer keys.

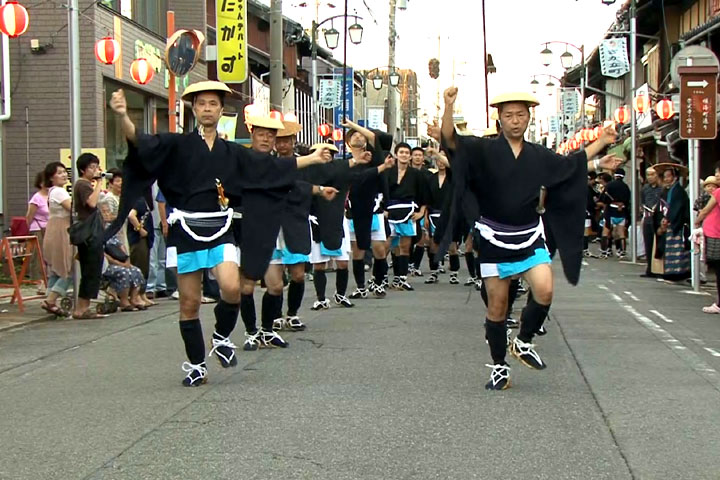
[{"left": 0, "top": 285, "right": 54, "bottom": 332}]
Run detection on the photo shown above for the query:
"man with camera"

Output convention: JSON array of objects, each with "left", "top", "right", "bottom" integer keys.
[{"left": 72, "top": 153, "right": 107, "bottom": 319}]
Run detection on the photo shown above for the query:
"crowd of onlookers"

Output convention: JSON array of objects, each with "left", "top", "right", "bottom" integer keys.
[{"left": 20, "top": 154, "right": 222, "bottom": 319}]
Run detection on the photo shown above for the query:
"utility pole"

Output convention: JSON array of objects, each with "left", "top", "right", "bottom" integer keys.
[
  {"left": 270, "top": 0, "right": 284, "bottom": 111},
  {"left": 629, "top": 0, "right": 638, "bottom": 265},
  {"left": 68, "top": 0, "right": 82, "bottom": 300},
  {"left": 387, "top": 0, "right": 398, "bottom": 140}
]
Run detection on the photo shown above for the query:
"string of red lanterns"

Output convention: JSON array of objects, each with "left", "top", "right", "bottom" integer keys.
[
  {"left": 318, "top": 123, "right": 331, "bottom": 137},
  {"left": 332, "top": 128, "right": 343, "bottom": 142},
  {"left": 0, "top": 1, "right": 29, "bottom": 38},
  {"left": 94, "top": 37, "right": 120, "bottom": 65}
]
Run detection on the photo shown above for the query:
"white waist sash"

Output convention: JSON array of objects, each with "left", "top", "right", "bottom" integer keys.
[
  {"left": 474, "top": 217, "right": 545, "bottom": 251},
  {"left": 167, "top": 208, "right": 234, "bottom": 243},
  {"left": 387, "top": 202, "right": 418, "bottom": 224}
]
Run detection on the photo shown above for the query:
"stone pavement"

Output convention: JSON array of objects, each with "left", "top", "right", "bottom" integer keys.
[{"left": 1, "top": 258, "right": 719, "bottom": 479}]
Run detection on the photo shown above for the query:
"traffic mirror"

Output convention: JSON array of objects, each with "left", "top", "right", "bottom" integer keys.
[{"left": 165, "top": 29, "right": 205, "bottom": 77}]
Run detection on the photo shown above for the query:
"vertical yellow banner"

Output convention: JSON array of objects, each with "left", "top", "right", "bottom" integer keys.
[{"left": 216, "top": 0, "right": 248, "bottom": 83}]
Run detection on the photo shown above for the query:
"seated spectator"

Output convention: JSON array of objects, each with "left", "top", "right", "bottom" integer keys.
[
  {"left": 128, "top": 190, "right": 155, "bottom": 307},
  {"left": 99, "top": 195, "right": 147, "bottom": 311}
]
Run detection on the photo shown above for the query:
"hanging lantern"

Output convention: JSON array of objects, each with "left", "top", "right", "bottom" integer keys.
[
  {"left": 581, "top": 129, "right": 591, "bottom": 142},
  {"left": 0, "top": 1, "right": 29, "bottom": 38},
  {"left": 656, "top": 99, "right": 674, "bottom": 120},
  {"left": 614, "top": 106, "right": 629, "bottom": 124},
  {"left": 284, "top": 112, "right": 297, "bottom": 122},
  {"left": 633, "top": 94, "right": 650, "bottom": 114},
  {"left": 130, "top": 58, "right": 154, "bottom": 85},
  {"left": 318, "top": 123, "right": 331, "bottom": 137},
  {"left": 569, "top": 139, "right": 579, "bottom": 150},
  {"left": 593, "top": 126, "right": 601, "bottom": 139},
  {"left": 574, "top": 131, "right": 583, "bottom": 142},
  {"left": 94, "top": 37, "right": 120, "bottom": 65},
  {"left": 332, "top": 128, "right": 344, "bottom": 142},
  {"left": 269, "top": 110, "right": 283, "bottom": 121}
]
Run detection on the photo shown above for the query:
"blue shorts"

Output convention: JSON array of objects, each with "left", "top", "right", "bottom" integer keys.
[
  {"left": 348, "top": 215, "right": 381, "bottom": 233},
  {"left": 176, "top": 243, "right": 239, "bottom": 274},
  {"left": 390, "top": 219, "right": 417, "bottom": 238},
  {"left": 271, "top": 247, "right": 309, "bottom": 265},
  {"left": 480, "top": 248, "right": 551, "bottom": 279}
]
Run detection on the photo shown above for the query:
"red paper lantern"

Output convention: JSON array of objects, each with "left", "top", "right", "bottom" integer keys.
[
  {"left": 614, "top": 106, "right": 629, "bottom": 124},
  {"left": 0, "top": 1, "right": 29, "bottom": 38},
  {"left": 130, "top": 58, "right": 154, "bottom": 85},
  {"left": 633, "top": 94, "right": 650, "bottom": 114},
  {"left": 656, "top": 99, "right": 674, "bottom": 120},
  {"left": 94, "top": 37, "right": 120, "bottom": 65},
  {"left": 318, "top": 123, "right": 331, "bottom": 137},
  {"left": 580, "top": 129, "right": 591, "bottom": 142},
  {"left": 574, "top": 131, "right": 583, "bottom": 142},
  {"left": 269, "top": 110, "right": 283, "bottom": 121},
  {"left": 243, "top": 104, "right": 254, "bottom": 121},
  {"left": 569, "top": 139, "right": 579, "bottom": 150},
  {"left": 332, "top": 128, "right": 343, "bottom": 142}
]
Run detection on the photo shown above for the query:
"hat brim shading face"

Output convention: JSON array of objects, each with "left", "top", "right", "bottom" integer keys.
[
  {"left": 181, "top": 81, "right": 233, "bottom": 101},
  {"left": 703, "top": 176, "right": 720, "bottom": 187},
  {"left": 653, "top": 162, "right": 689, "bottom": 177},
  {"left": 246, "top": 115, "right": 285, "bottom": 130},
  {"left": 277, "top": 121, "right": 303, "bottom": 138},
  {"left": 489, "top": 92, "right": 540, "bottom": 108},
  {"left": 309, "top": 143, "right": 339, "bottom": 153}
]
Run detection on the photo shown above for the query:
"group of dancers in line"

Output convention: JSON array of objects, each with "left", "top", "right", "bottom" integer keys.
[{"left": 108, "top": 79, "right": 620, "bottom": 390}]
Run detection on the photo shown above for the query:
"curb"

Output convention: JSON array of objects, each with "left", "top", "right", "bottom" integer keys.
[{"left": 0, "top": 313, "right": 56, "bottom": 333}]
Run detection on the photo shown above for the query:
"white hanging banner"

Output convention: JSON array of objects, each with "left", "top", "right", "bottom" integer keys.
[
  {"left": 600, "top": 38, "right": 630, "bottom": 79},
  {"left": 319, "top": 78, "right": 342, "bottom": 109}
]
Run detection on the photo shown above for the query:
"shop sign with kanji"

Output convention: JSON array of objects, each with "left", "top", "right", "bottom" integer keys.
[{"left": 679, "top": 65, "right": 718, "bottom": 140}]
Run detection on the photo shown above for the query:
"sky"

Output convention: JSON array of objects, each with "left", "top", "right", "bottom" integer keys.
[{"left": 260, "top": 0, "right": 625, "bottom": 135}]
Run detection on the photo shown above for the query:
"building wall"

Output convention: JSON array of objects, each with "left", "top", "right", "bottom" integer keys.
[{"left": 1, "top": 1, "right": 208, "bottom": 221}]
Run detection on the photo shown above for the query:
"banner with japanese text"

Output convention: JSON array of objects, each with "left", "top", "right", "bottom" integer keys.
[{"left": 217, "top": 0, "right": 248, "bottom": 83}]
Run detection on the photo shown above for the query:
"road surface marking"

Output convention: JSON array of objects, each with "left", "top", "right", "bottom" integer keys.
[
  {"left": 704, "top": 348, "right": 720, "bottom": 357},
  {"left": 598, "top": 285, "right": 609, "bottom": 291},
  {"left": 624, "top": 291, "right": 640, "bottom": 301},
  {"left": 650, "top": 310, "right": 674, "bottom": 323}
]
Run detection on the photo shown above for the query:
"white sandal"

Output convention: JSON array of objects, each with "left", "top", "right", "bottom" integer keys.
[{"left": 702, "top": 303, "right": 720, "bottom": 314}]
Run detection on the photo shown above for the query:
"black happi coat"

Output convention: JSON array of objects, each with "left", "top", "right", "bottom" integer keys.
[
  {"left": 277, "top": 179, "right": 314, "bottom": 255},
  {"left": 301, "top": 158, "right": 382, "bottom": 250},
  {"left": 347, "top": 131, "right": 392, "bottom": 250},
  {"left": 107, "top": 130, "right": 298, "bottom": 280},
  {"left": 442, "top": 134, "right": 587, "bottom": 285},
  {"left": 428, "top": 169, "right": 453, "bottom": 242}
]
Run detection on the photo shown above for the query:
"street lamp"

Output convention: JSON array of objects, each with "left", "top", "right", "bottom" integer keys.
[
  {"left": 545, "top": 80, "right": 555, "bottom": 96},
  {"left": 323, "top": 27, "right": 340, "bottom": 49},
  {"left": 560, "top": 49, "right": 574, "bottom": 70},
  {"left": 372, "top": 76, "right": 383, "bottom": 90},
  {"left": 530, "top": 77, "right": 539, "bottom": 94},
  {"left": 389, "top": 70, "right": 400, "bottom": 87},
  {"left": 540, "top": 44, "right": 553, "bottom": 67},
  {"left": 348, "top": 19, "right": 363, "bottom": 44}
]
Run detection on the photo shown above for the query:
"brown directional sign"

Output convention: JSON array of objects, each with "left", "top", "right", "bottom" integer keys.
[{"left": 679, "top": 65, "right": 718, "bottom": 140}]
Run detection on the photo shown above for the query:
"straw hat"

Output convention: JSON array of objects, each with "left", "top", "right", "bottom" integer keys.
[
  {"left": 277, "top": 121, "right": 303, "bottom": 138},
  {"left": 703, "top": 175, "right": 720, "bottom": 187},
  {"left": 482, "top": 126, "right": 499, "bottom": 137},
  {"left": 489, "top": 92, "right": 540, "bottom": 108},
  {"left": 309, "top": 143, "right": 339, "bottom": 153},
  {"left": 653, "top": 162, "right": 689, "bottom": 177},
  {"left": 246, "top": 115, "right": 285, "bottom": 130},
  {"left": 455, "top": 121, "right": 472, "bottom": 136},
  {"left": 181, "top": 80, "right": 232, "bottom": 101}
]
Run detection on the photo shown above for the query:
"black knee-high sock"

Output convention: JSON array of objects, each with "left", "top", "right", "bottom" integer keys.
[
  {"left": 352, "top": 259, "right": 365, "bottom": 288},
  {"left": 614, "top": 239, "right": 622, "bottom": 251},
  {"left": 485, "top": 319, "right": 507, "bottom": 364},
  {"left": 507, "top": 280, "right": 520, "bottom": 317},
  {"left": 372, "top": 259, "right": 382, "bottom": 283},
  {"left": 336, "top": 268, "right": 349, "bottom": 296},
  {"left": 287, "top": 280, "right": 304, "bottom": 316},
  {"left": 261, "top": 292, "right": 283, "bottom": 331},
  {"left": 399, "top": 255, "right": 410, "bottom": 277},
  {"left": 600, "top": 236, "right": 610, "bottom": 252},
  {"left": 465, "top": 252, "right": 476, "bottom": 277},
  {"left": 518, "top": 298, "right": 551, "bottom": 342},
  {"left": 240, "top": 294, "right": 257, "bottom": 333},
  {"left": 449, "top": 254, "right": 460, "bottom": 272},
  {"left": 480, "top": 282, "right": 489, "bottom": 307},
  {"left": 583, "top": 236, "right": 589, "bottom": 250},
  {"left": 376, "top": 258, "right": 388, "bottom": 283},
  {"left": 313, "top": 269, "right": 327, "bottom": 300},
  {"left": 179, "top": 319, "right": 205, "bottom": 365},
  {"left": 429, "top": 251, "right": 439, "bottom": 271},
  {"left": 214, "top": 300, "right": 240, "bottom": 338},
  {"left": 412, "top": 245, "right": 425, "bottom": 269},
  {"left": 391, "top": 253, "right": 399, "bottom": 277}
]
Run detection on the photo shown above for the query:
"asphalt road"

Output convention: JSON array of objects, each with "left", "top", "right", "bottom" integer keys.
[{"left": 1, "top": 257, "right": 720, "bottom": 479}]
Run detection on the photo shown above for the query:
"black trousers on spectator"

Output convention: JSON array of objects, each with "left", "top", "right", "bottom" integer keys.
[
  {"left": 643, "top": 218, "right": 654, "bottom": 275},
  {"left": 77, "top": 242, "right": 103, "bottom": 300}
]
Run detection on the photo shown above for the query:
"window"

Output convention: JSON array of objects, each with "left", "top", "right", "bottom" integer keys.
[{"left": 100, "top": 0, "right": 167, "bottom": 35}]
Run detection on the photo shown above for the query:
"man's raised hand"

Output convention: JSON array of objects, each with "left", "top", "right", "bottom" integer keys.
[
  {"left": 320, "top": 186, "right": 339, "bottom": 201},
  {"left": 427, "top": 120, "right": 441, "bottom": 142},
  {"left": 444, "top": 87, "right": 458, "bottom": 107},
  {"left": 110, "top": 89, "right": 127, "bottom": 116}
]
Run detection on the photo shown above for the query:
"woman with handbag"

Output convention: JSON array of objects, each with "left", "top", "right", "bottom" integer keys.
[
  {"left": 128, "top": 193, "right": 155, "bottom": 307},
  {"left": 41, "top": 162, "right": 73, "bottom": 315},
  {"left": 695, "top": 176, "right": 720, "bottom": 313},
  {"left": 99, "top": 196, "right": 147, "bottom": 311},
  {"left": 71, "top": 153, "right": 106, "bottom": 319}
]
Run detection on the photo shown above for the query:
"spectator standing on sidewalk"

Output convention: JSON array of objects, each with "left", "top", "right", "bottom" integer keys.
[
  {"left": 156, "top": 189, "right": 178, "bottom": 298},
  {"left": 641, "top": 167, "right": 662, "bottom": 277},
  {"left": 25, "top": 171, "right": 49, "bottom": 293},
  {"left": 653, "top": 166, "right": 690, "bottom": 282},
  {"left": 41, "top": 162, "right": 73, "bottom": 316},
  {"left": 694, "top": 176, "right": 720, "bottom": 313},
  {"left": 146, "top": 182, "right": 169, "bottom": 299},
  {"left": 127, "top": 190, "right": 155, "bottom": 307},
  {"left": 71, "top": 153, "right": 106, "bottom": 319}
]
